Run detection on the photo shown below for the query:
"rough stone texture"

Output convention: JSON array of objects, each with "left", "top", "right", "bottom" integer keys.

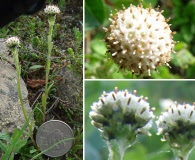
[
  {"left": 56, "top": 66, "right": 82, "bottom": 109},
  {"left": 0, "top": 39, "right": 34, "bottom": 134}
]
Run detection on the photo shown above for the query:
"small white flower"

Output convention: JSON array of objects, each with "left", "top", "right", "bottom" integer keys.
[
  {"left": 156, "top": 101, "right": 195, "bottom": 159},
  {"left": 156, "top": 102, "right": 195, "bottom": 136},
  {"left": 89, "top": 87, "right": 155, "bottom": 143},
  {"left": 44, "top": 5, "right": 60, "bottom": 15},
  {"left": 104, "top": 4, "right": 175, "bottom": 76},
  {"left": 5, "top": 36, "right": 20, "bottom": 48},
  {"left": 159, "top": 99, "right": 175, "bottom": 111}
]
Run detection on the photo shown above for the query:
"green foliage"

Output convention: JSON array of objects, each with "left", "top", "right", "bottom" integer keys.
[
  {"left": 0, "top": 114, "right": 32, "bottom": 160},
  {"left": 85, "top": 0, "right": 195, "bottom": 78},
  {"left": 67, "top": 26, "right": 83, "bottom": 74},
  {"left": 85, "top": 0, "right": 107, "bottom": 30},
  {"left": 73, "top": 27, "right": 83, "bottom": 53}
]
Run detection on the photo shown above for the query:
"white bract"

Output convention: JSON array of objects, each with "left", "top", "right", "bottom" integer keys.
[
  {"left": 104, "top": 4, "right": 175, "bottom": 76},
  {"left": 5, "top": 36, "right": 20, "bottom": 48}
]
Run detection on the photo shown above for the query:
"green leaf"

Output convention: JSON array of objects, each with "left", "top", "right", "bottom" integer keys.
[
  {"left": 14, "top": 139, "right": 27, "bottom": 153},
  {"left": 11, "top": 129, "right": 20, "bottom": 141},
  {"left": 47, "top": 81, "right": 54, "bottom": 94},
  {"left": 85, "top": 0, "right": 105, "bottom": 30},
  {"left": 171, "top": 49, "right": 195, "bottom": 69},
  {"left": 174, "top": 42, "right": 187, "bottom": 51},
  {"left": 0, "top": 133, "right": 11, "bottom": 152},
  {"left": 0, "top": 141, "right": 8, "bottom": 152},
  {"left": 0, "top": 132, "right": 11, "bottom": 142},
  {"left": 181, "top": 25, "right": 193, "bottom": 43},
  {"left": 123, "top": 145, "right": 147, "bottom": 160},
  {"left": 91, "top": 38, "right": 107, "bottom": 55},
  {"left": 29, "top": 65, "right": 43, "bottom": 70},
  {"left": 30, "top": 149, "right": 38, "bottom": 154},
  {"left": 32, "top": 36, "right": 40, "bottom": 47},
  {"left": 143, "top": 0, "right": 158, "bottom": 6},
  {"left": 41, "top": 93, "right": 46, "bottom": 107},
  {"left": 67, "top": 48, "right": 74, "bottom": 56}
]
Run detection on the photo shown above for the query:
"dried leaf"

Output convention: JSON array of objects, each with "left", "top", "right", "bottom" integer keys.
[{"left": 27, "top": 79, "right": 45, "bottom": 88}]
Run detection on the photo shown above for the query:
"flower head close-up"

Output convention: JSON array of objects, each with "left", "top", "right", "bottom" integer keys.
[
  {"left": 104, "top": 3, "right": 175, "bottom": 76},
  {"left": 89, "top": 87, "right": 155, "bottom": 159},
  {"left": 156, "top": 101, "right": 195, "bottom": 160}
]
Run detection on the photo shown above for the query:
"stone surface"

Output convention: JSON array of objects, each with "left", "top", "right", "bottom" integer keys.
[
  {"left": 56, "top": 66, "right": 82, "bottom": 109},
  {"left": 0, "top": 39, "right": 33, "bottom": 134}
]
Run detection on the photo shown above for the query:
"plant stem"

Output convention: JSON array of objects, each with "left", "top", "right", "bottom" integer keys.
[
  {"left": 107, "top": 139, "right": 126, "bottom": 160},
  {"left": 12, "top": 48, "right": 36, "bottom": 147},
  {"left": 172, "top": 144, "right": 194, "bottom": 160},
  {"left": 12, "top": 48, "right": 27, "bottom": 120},
  {"left": 42, "top": 15, "right": 55, "bottom": 122},
  {"left": 13, "top": 48, "right": 27, "bottom": 120}
]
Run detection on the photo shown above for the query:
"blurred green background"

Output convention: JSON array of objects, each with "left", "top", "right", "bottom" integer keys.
[
  {"left": 85, "top": 0, "right": 195, "bottom": 79},
  {"left": 85, "top": 81, "right": 195, "bottom": 160}
]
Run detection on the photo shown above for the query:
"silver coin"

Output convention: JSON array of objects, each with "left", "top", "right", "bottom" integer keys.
[{"left": 36, "top": 120, "right": 74, "bottom": 157}]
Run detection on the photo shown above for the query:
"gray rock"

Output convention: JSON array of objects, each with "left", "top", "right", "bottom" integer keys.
[
  {"left": 56, "top": 66, "right": 82, "bottom": 109},
  {"left": 0, "top": 39, "right": 34, "bottom": 134}
]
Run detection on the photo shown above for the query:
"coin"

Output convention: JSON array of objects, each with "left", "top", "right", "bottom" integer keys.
[{"left": 36, "top": 120, "right": 74, "bottom": 157}]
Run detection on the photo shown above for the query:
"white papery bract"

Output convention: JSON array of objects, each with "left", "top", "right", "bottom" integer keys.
[
  {"left": 89, "top": 87, "right": 155, "bottom": 144},
  {"left": 104, "top": 4, "right": 175, "bottom": 76}
]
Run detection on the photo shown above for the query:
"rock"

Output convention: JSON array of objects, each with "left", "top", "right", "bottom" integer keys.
[
  {"left": 56, "top": 66, "right": 82, "bottom": 109},
  {"left": 0, "top": 39, "right": 34, "bottom": 134}
]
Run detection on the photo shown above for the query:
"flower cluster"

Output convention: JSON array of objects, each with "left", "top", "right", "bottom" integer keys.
[
  {"left": 104, "top": 4, "right": 175, "bottom": 76},
  {"left": 156, "top": 102, "right": 195, "bottom": 142},
  {"left": 5, "top": 36, "right": 20, "bottom": 48},
  {"left": 89, "top": 87, "right": 155, "bottom": 144},
  {"left": 44, "top": 5, "right": 60, "bottom": 15}
]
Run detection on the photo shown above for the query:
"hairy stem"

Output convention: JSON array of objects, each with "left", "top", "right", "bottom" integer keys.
[
  {"left": 42, "top": 15, "right": 55, "bottom": 122},
  {"left": 107, "top": 139, "right": 126, "bottom": 160},
  {"left": 12, "top": 48, "right": 36, "bottom": 147},
  {"left": 172, "top": 143, "right": 194, "bottom": 160}
]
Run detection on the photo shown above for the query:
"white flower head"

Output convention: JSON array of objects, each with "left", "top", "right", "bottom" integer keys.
[
  {"left": 89, "top": 87, "right": 155, "bottom": 143},
  {"left": 104, "top": 4, "right": 175, "bottom": 76},
  {"left": 156, "top": 101, "right": 195, "bottom": 151},
  {"left": 44, "top": 5, "right": 60, "bottom": 15},
  {"left": 159, "top": 99, "right": 175, "bottom": 111},
  {"left": 5, "top": 36, "right": 20, "bottom": 48}
]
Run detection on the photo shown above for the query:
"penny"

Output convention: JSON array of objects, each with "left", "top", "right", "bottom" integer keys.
[{"left": 36, "top": 120, "right": 74, "bottom": 157}]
